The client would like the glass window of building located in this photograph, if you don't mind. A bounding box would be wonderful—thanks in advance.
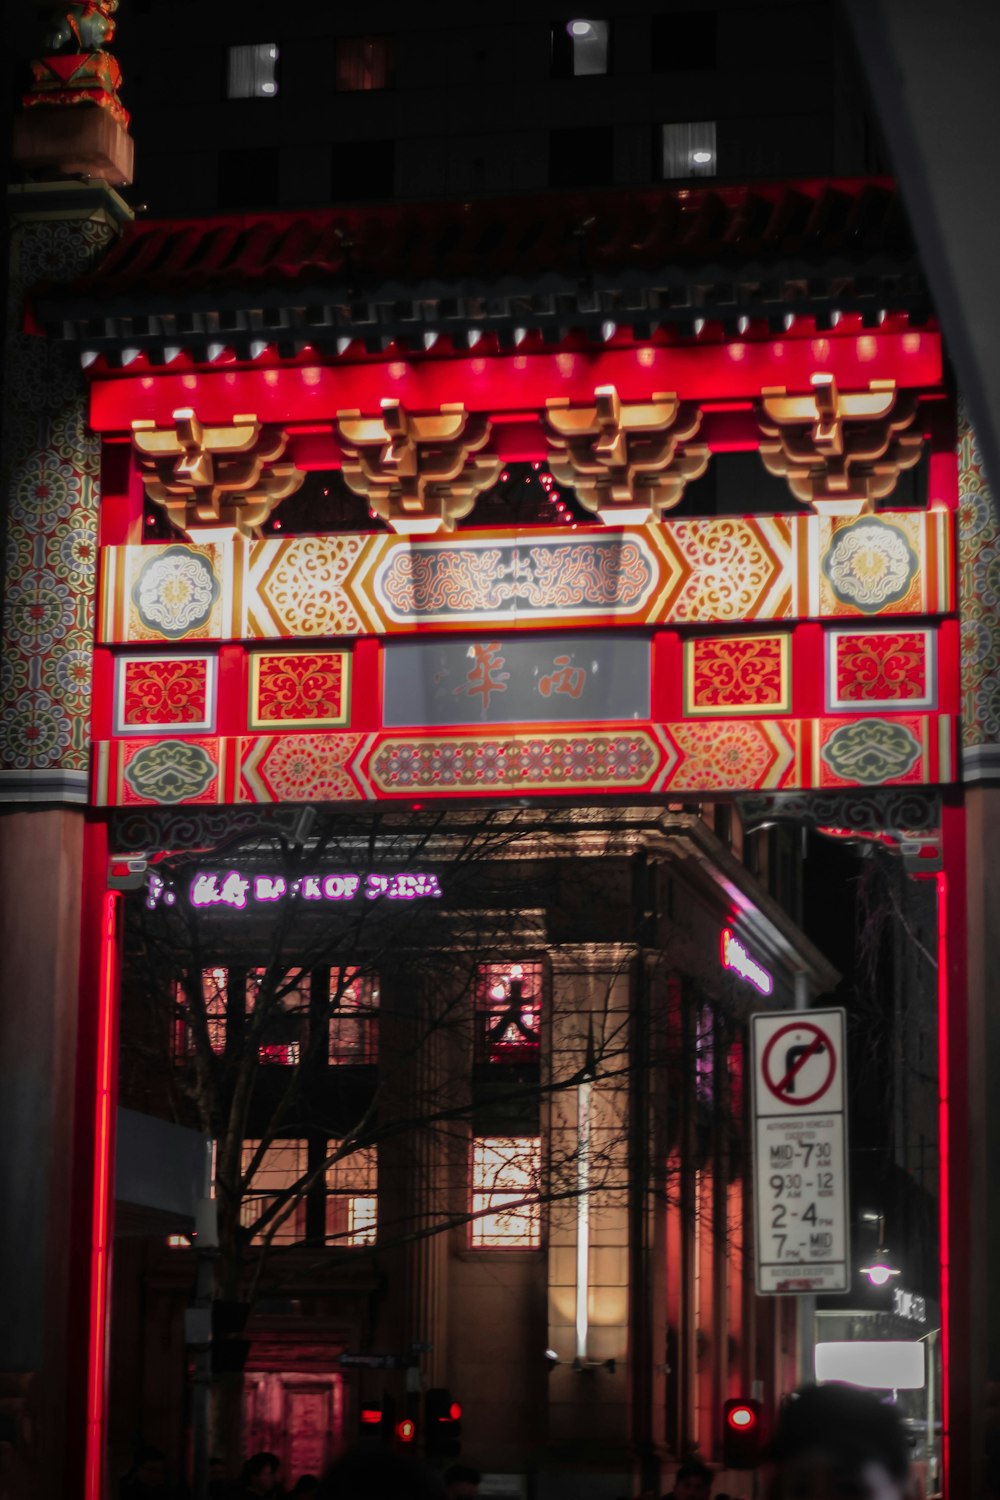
[241,1138,308,1245]
[247,968,310,1066]
[172,965,228,1061]
[326,1145,378,1245]
[475,962,543,1063]
[661,121,717,178]
[552,19,610,76]
[329,968,379,1065]
[227,43,279,98]
[471,1137,541,1248]
[650,11,717,71]
[335,36,394,91]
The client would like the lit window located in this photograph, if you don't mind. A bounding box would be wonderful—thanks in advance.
[475,962,543,1064]
[241,1138,308,1245]
[471,1137,541,1248]
[326,1145,377,1246]
[662,120,717,178]
[247,968,310,1066]
[335,36,393,91]
[695,1004,715,1103]
[227,43,279,98]
[553,19,610,76]
[329,968,379,1065]
[173,966,228,1061]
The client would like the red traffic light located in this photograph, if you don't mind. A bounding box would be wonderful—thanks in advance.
[449,1402,462,1421]
[396,1418,416,1444]
[722,1397,763,1468]
[727,1403,757,1430]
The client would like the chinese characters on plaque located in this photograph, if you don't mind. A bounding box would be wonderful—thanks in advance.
[382,633,650,726]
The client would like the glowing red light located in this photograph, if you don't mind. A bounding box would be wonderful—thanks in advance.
[727,1405,756,1430]
[500,471,509,482]
[396,1418,416,1443]
[361,1407,382,1425]
[449,1402,462,1421]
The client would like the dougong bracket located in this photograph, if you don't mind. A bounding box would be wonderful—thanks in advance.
[544,384,709,525]
[336,400,500,534]
[757,375,923,517]
[132,409,304,541]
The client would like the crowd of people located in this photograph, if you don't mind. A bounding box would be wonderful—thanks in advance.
[120,1384,917,1500]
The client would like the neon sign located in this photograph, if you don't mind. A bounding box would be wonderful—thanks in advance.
[147,870,442,910]
[721,927,773,996]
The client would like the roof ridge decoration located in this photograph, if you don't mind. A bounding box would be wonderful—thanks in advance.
[24,3,126,125]
[132,409,304,542]
[545,384,710,524]
[336,400,501,535]
[757,375,923,517]
[15,1,133,184]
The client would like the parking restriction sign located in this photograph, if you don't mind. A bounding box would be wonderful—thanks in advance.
[751,1009,850,1294]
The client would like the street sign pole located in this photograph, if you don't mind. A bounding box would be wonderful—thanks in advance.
[751,1008,850,1296]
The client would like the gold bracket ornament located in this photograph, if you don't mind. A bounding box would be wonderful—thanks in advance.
[336,400,500,534]
[543,385,709,525]
[757,375,923,517]
[132,409,304,542]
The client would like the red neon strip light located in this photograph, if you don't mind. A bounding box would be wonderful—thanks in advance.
[85,890,120,1500]
[936,869,950,1493]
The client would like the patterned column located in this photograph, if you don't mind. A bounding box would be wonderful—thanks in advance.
[0,183,129,801]
[958,403,1000,781]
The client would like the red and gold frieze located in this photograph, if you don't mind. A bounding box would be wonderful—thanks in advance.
[683,634,790,716]
[98,511,953,644]
[249,651,350,730]
[92,713,952,807]
[826,628,936,712]
[114,653,215,735]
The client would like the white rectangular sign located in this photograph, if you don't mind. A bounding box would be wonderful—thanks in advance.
[751,1008,850,1295]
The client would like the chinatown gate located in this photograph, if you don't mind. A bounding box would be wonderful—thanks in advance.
[3,124,997,1497]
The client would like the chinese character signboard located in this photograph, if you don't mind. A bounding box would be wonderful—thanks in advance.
[381,633,650,726]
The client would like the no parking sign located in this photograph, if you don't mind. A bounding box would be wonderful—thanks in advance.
[751,1009,850,1294]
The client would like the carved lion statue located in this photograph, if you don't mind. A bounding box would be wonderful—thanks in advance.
[42,1,118,53]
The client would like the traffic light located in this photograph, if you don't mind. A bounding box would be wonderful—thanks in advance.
[425,1386,462,1457]
[358,1393,395,1442]
[722,1397,762,1468]
[395,1416,417,1447]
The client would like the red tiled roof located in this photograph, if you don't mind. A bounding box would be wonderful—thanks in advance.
[76,178,910,297]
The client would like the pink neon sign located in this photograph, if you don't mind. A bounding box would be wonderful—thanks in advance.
[720,927,773,996]
[184,870,442,909]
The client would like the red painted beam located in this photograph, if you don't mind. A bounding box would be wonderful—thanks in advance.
[89,332,943,434]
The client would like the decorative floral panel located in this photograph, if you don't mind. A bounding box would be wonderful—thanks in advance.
[826,629,936,712]
[93,715,951,806]
[814,714,952,789]
[115,653,216,734]
[817,512,950,620]
[958,407,1000,779]
[97,511,953,644]
[683,634,790,716]
[0,211,117,802]
[115,735,222,806]
[250,650,350,730]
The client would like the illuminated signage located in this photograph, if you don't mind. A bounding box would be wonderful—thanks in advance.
[721,928,773,996]
[892,1287,927,1325]
[146,870,442,910]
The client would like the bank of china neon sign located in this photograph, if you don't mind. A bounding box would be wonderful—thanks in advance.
[720,927,773,996]
[147,870,442,911]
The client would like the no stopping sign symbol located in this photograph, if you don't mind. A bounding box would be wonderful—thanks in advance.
[760,1020,837,1108]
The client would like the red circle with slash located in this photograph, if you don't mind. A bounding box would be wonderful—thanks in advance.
[761,1021,837,1107]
